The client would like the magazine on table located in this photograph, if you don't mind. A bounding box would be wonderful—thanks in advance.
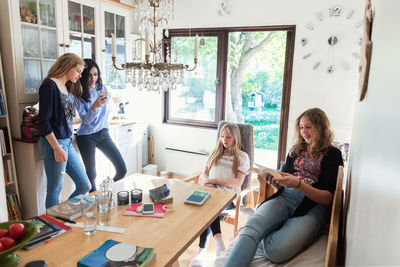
[23,214,72,250]
[77,239,155,267]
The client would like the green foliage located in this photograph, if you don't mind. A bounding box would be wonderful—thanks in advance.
[244,107,280,150]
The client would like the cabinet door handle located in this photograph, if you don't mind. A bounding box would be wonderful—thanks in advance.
[65,44,70,48]
[102,49,106,52]
[59,44,64,47]
[127,129,132,132]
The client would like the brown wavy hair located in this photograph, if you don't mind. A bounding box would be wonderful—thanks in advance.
[289,108,334,158]
[206,123,243,172]
[45,53,84,97]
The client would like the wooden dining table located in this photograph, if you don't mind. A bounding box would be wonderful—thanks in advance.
[17,173,236,267]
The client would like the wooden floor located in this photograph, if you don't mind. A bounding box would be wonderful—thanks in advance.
[178,222,235,267]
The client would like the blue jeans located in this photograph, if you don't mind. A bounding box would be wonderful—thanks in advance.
[38,137,90,208]
[76,128,127,192]
[224,188,328,266]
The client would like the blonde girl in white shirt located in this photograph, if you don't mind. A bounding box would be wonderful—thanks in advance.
[190,123,250,267]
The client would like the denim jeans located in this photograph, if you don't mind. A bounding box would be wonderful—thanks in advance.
[76,128,127,192]
[38,137,90,208]
[224,188,328,266]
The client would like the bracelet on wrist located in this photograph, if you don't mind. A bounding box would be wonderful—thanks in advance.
[295,179,301,189]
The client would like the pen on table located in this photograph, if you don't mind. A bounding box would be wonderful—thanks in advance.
[54,216,76,224]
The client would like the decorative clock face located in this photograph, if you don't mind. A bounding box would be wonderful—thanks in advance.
[301,5,363,74]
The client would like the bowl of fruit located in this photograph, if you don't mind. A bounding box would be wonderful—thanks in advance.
[0,220,38,267]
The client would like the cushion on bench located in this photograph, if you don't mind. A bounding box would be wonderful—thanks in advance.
[213,234,327,267]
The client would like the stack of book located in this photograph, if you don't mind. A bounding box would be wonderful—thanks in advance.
[46,194,96,221]
[23,214,72,250]
[6,193,21,220]
[78,239,155,267]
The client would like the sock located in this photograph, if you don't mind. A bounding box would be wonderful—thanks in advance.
[214,235,225,257]
[189,248,206,267]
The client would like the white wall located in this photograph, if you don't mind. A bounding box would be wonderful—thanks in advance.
[345,1,400,265]
[126,0,364,172]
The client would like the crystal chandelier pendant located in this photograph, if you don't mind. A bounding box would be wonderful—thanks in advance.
[112,0,198,93]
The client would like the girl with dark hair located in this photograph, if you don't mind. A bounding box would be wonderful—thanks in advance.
[224,108,343,266]
[37,53,90,208]
[76,59,127,192]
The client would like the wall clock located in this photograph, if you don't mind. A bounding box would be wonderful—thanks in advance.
[301,5,363,74]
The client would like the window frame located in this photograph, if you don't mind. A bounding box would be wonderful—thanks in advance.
[163,29,227,128]
[164,26,295,167]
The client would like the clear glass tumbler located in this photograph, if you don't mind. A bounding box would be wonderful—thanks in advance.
[81,196,97,235]
[97,194,110,226]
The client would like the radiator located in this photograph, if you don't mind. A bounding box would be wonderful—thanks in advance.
[165,147,209,176]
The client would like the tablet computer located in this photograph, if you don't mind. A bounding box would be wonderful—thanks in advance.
[184,190,211,206]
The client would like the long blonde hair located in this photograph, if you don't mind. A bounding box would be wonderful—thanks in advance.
[290,108,334,158]
[46,53,84,97]
[207,123,243,172]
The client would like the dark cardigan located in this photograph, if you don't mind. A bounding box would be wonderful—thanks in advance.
[264,146,343,217]
[38,79,71,139]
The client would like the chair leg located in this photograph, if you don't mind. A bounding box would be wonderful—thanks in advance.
[233,195,242,237]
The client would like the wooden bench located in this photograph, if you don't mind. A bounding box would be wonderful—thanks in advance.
[214,166,344,267]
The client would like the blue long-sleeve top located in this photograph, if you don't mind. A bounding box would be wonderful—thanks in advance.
[76,84,111,136]
[38,79,74,139]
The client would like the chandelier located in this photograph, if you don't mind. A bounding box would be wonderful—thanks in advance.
[111,0,198,93]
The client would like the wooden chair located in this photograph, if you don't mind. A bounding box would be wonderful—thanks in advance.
[184,120,256,236]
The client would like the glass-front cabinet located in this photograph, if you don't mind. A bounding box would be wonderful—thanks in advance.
[15,0,101,101]
[65,0,98,60]
[19,0,57,95]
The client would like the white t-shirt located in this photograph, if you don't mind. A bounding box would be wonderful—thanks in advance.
[208,150,250,196]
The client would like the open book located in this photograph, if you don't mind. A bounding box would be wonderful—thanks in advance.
[249,164,283,179]
[249,164,284,190]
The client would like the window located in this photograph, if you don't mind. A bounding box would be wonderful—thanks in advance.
[164,26,295,167]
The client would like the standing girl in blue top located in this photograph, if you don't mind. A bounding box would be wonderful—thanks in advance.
[76,59,127,192]
[38,53,90,208]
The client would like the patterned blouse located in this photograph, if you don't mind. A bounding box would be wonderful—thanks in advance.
[60,92,77,136]
[292,151,323,185]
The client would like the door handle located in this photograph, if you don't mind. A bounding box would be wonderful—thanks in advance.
[214,78,220,87]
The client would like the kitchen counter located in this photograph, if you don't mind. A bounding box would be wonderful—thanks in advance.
[72,118,136,132]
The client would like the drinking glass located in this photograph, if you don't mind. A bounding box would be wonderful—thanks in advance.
[97,195,110,226]
[81,196,97,236]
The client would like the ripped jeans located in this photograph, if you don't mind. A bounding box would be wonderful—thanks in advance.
[39,137,90,208]
[224,188,328,266]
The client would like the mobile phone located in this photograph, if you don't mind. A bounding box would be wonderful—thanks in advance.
[100,95,108,100]
[25,260,47,267]
[141,203,154,214]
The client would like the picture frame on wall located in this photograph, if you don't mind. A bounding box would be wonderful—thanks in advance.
[358,0,374,101]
